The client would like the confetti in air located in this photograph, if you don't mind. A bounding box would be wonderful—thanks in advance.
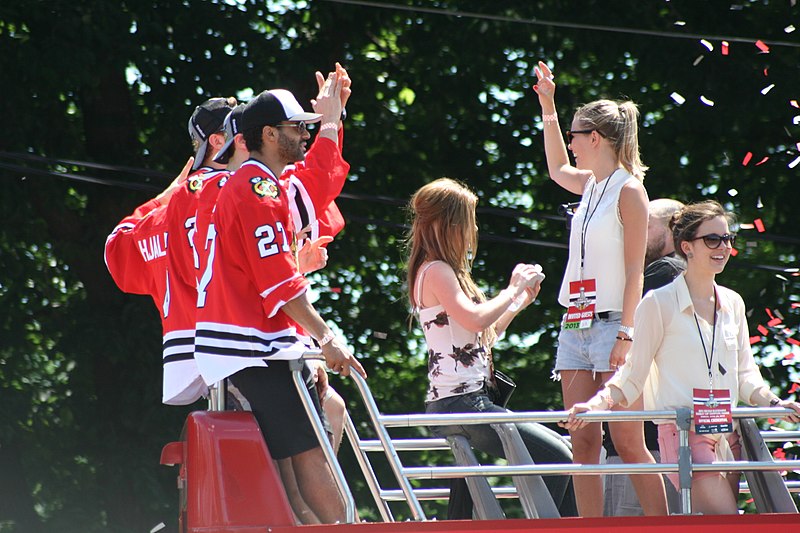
[670,92,686,105]
[761,84,776,95]
[700,95,715,106]
[755,40,770,53]
[743,152,753,166]
[789,156,800,169]
[721,41,730,55]
[754,219,766,233]
[700,39,714,51]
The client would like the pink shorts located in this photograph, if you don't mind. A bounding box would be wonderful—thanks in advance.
[657,423,741,490]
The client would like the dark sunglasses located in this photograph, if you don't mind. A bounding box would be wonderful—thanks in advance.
[275,121,308,133]
[690,233,737,249]
[565,129,605,144]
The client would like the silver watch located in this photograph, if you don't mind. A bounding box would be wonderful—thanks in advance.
[618,325,634,338]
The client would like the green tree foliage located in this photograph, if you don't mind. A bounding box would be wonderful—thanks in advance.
[0,0,798,530]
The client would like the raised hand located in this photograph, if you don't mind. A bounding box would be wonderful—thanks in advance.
[312,70,344,124]
[532,60,556,105]
[156,156,194,205]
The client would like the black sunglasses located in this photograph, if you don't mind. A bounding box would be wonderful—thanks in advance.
[565,129,604,144]
[275,121,308,133]
[690,233,737,249]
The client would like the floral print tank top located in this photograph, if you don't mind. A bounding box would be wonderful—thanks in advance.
[415,261,491,403]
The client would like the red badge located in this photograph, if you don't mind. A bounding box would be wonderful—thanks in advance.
[693,388,733,434]
[564,279,596,330]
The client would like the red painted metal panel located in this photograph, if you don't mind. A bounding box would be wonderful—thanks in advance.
[181,411,295,531]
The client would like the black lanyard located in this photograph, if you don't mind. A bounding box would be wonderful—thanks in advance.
[693,288,718,388]
[579,170,615,274]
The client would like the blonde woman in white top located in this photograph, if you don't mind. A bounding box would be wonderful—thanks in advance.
[533,61,667,516]
[564,200,800,515]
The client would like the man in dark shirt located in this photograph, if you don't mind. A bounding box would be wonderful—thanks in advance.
[603,198,684,516]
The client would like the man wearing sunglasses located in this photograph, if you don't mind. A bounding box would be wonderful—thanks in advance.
[194,78,366,525]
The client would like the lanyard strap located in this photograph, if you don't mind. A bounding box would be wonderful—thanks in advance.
[579,170,615,274]
[693,288,718,388]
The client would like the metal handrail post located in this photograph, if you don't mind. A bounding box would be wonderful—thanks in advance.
[289,356,356,524]
[208,380,225,411]
[343,413,395,522]
[675,407,693,515]
[349,371,427,521]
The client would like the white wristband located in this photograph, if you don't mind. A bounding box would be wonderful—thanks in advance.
[318,331,335,346]
[319,122,338,132]
[542,113,558,123]
[507,295,524,313]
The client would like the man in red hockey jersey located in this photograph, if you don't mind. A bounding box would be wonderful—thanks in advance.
[105,97,235,405]
[194,78,365,524]
[162,98,236,404]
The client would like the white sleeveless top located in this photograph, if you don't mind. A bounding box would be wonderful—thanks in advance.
[414,261,491,403]
[558,169,638,312]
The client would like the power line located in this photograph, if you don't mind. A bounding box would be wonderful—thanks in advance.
[2,151,799,271]
[321,0,800,48]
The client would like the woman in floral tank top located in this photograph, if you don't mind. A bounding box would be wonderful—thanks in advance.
[406,178,576,518]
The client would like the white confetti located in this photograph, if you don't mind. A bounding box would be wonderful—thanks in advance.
[675,20,686,26]
[761,83,776,95]
[788,155,800,169]
[728,189,739,197]
[700,95,715,106]
[794,116,800,125]
[670,92,686,105]
[693,55,705,66]
[373,331,388,339]
[757,196,764,209]
[700,39,714,51]
[786,25,796,33]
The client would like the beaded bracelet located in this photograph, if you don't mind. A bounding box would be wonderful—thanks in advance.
[615,335,633,342]
[542,113,558,123]
[319,122,339,132]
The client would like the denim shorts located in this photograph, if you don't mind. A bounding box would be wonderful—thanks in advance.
[554,312,621,373]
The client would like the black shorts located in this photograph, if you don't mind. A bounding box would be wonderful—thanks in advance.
[229,360,329,460]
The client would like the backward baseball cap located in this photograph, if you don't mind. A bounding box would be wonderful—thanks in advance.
[213,104,246,165]
[239,89,322,132]
[188,97,236,170]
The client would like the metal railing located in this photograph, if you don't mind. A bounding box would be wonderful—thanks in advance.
[287,353,799,521]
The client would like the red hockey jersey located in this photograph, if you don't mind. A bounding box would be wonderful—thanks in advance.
[104,177,207,405]
[194,160,313,385]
